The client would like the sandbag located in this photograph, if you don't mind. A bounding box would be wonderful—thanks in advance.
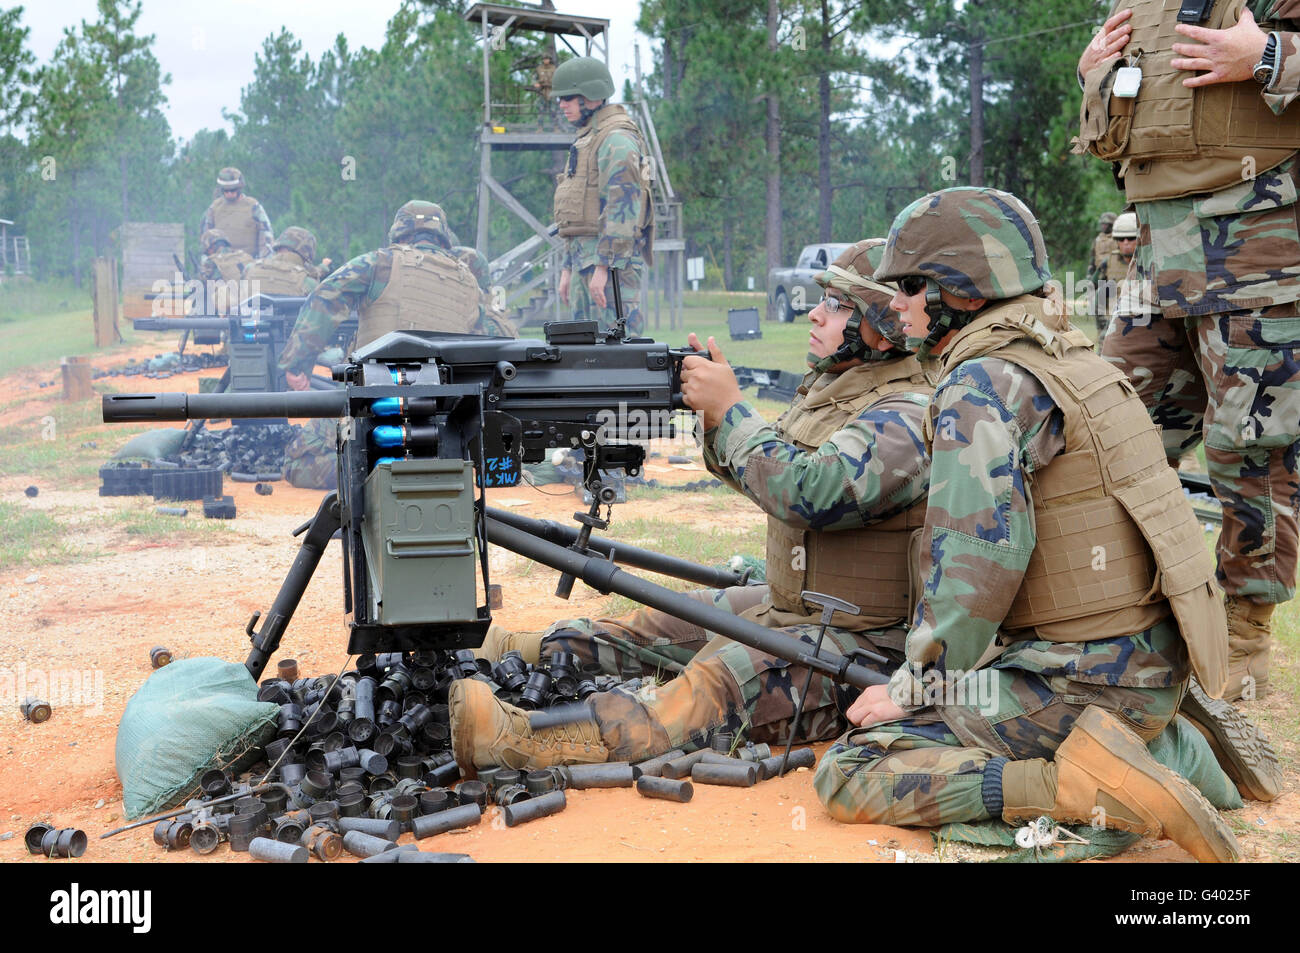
[112,428,188,461]
[115,657,279,819]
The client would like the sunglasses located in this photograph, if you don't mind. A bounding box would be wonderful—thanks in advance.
[899,275,928,296]
[558,94,581,102]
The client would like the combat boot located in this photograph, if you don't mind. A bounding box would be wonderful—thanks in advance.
[449,678,607,773]
[472,624,544,665]
[1002,706,1239,863]
[1179,677,1282,802]
[1223,596,1272,702]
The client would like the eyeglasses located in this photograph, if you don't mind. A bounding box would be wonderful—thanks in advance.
[819,293,849,314]
[899,275,928,296]
[558,94,580,102]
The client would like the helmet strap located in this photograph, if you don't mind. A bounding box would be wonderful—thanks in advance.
[917,281,975,359]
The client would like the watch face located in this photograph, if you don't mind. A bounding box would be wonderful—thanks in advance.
[1255,64,1274,84]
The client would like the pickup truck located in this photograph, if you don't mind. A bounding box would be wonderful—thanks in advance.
[767,243,852,322]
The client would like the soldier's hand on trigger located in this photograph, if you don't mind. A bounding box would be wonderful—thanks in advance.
[1172,7,1268,87]
[285,371,310,392]
[559,267,572,306]
[845,684,908,729]
[680,333,743,431]
[1078,7,1132,79]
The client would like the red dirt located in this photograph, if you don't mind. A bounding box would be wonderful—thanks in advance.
[1,345,1294,864]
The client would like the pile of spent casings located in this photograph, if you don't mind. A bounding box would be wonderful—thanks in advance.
[169,422,299,475]
[154,649,638,862]
[153,650,818,863]
[93,351,227,380]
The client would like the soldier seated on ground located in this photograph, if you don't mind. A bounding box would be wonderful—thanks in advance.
[451,239,937,769]
[813,186,1250,863]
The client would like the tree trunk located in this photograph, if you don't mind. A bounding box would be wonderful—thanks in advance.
[663,37,674,100]
[969,35,984,187]
[723,214,734,291]
[817,0,832,242]
[764,0,782,320]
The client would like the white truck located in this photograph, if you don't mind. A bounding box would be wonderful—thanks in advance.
[767,243,852,322]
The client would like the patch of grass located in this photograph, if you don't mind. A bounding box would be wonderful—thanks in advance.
[0,295,144,376]
[106,505,233,539]
[596,513,764,617]
[0,277,85,321]
[0,500,80,571]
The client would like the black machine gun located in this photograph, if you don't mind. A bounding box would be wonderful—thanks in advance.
[102,322,890,692]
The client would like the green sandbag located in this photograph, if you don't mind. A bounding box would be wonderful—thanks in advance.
[112,428,188,461]
[115,657,279,819]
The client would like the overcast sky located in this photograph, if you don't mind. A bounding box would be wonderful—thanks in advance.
[21,1,648,142]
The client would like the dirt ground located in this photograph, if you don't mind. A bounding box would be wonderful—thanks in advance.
[1,344,1295,864]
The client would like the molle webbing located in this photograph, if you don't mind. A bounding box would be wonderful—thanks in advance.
[357,245,481,348]
[211,195,260,257]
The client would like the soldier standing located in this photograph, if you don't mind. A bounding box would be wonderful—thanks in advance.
[813,186,1240,862]
[532,53,556,127]
[199,167,273,260]
[1092,210,1139,336]
[1075,2,1300,702]
[551,57,653,337]
[1088,211,1118,278]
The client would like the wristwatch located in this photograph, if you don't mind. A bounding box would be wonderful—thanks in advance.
[1253,32,1280,86]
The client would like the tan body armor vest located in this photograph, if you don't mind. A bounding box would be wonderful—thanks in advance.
[1077,0,1300,202]
[755,355,934,632]
[1091,233,1117,271]
[209,194,262,257]
[243,250,313,295]
[208,249,251,282]
[355,244,482,349]
[553,104,652,243]
[933,297,1227,694]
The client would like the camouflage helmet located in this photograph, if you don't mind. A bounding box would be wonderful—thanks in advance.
[201,228,231,253]
[388,200,452,248]
[551,57,615,101]
[1111,211,1139,240]
[815,239,909,352]
[452,245,490,292]
[216,167,245,191]
[273,226,317,263]
[875,186,1051,300]
[1097,211,1118,232]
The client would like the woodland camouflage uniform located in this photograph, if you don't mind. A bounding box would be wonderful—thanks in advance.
[812,188,1241,862]
[1079,0,1300,702]
[553,59,653,336]
[462,240,933,759]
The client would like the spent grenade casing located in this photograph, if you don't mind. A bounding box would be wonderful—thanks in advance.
[397,851,475,863]
[503,790,567,827]
[338,816,400,841]
[759,747,816,779]
[562,763,638,789]
[633,749,686,778]
[342,830,398,858]
[249,836,309,864]
[412,803,481,840]
[635,776,694,803]
[691,762,758,787]
[661,750,709,780]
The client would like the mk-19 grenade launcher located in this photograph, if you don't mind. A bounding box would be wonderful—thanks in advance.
[103,322,891,693]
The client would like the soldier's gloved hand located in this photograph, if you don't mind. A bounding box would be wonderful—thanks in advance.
[1078,7,1132,79]
[559,267,572,306]
[680,333,743,431]
[285,371,310,391]
[588,264,609,309]
[845,684,907,728]
[1172,8,1267,87]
